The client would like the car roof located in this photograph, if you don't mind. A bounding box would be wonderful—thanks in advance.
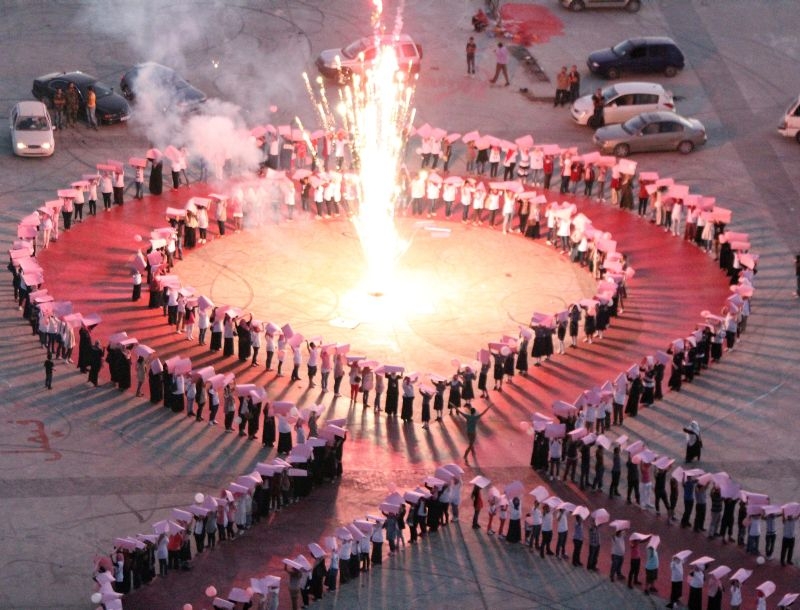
[628,36,679,47]
[608,82,667,95]
[360,33,416,44]
[14,101,49,116]
[35,71,96,85]
[639,111,686,122]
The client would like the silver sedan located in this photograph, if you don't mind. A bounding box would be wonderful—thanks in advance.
[593,110,706,157]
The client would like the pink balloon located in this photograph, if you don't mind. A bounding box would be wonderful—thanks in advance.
[205,585,217,597]
[183,605,193,610]
[269,105,278,113]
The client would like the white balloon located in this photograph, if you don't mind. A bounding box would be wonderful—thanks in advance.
[194,493,204,504]
[90,593,102,604]
[183,604,193,610]
[234,416,242,425]
[756,556,765,565]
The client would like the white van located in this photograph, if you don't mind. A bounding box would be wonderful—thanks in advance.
[316,34,422,83]
[571,81,674,127]
[778,95,800,143]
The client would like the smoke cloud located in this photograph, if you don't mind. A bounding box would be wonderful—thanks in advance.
[72,1,318,177]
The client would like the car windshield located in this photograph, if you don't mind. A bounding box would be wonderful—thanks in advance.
[612,40,633,56]
[602,86,618,103]
[621,115,646,134]
[90,81,114,97]
[15,116,49,131]
[342,38,369,59]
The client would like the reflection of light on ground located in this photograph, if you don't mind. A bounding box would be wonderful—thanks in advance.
[338,270,439,325]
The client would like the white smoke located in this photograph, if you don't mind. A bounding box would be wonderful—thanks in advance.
[72,1,314,176]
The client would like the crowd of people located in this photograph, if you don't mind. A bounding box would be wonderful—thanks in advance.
[92,415,346,610]
[10,122,791,609]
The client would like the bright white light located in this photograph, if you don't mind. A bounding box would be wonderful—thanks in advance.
[303,11,416,296]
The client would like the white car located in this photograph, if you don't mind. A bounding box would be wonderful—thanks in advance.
[571,82,674,128]
[316,34,423,83]
[778,94,800,143]
[10,101,55,157]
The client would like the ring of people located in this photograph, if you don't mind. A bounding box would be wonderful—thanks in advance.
[11,77,796,610]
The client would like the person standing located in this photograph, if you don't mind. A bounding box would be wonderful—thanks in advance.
[470,484,483,529]
[554,66,569,107]
[43,351,54,389]
[687,564,704,610]
[488,42,510,86]
[666,554,684,608]
[571,514,584,566]
[86,86,98,130]
[65,83,79,127]
[52,87,65,130]
[794,253,800,297]
[568,65,581,102]
[458,404,491,463]
[590,87,605,128]
[609,528,625,582]
[644,543,659,595]
[627,538,642,588]
[586,517,600,571]
[781,512,796,566]
[683,420,702,462]
[466,37,477,75]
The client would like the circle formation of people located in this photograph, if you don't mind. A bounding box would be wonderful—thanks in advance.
[9,121,798,609]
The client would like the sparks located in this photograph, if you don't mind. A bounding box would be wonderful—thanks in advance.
[302,7,416,296]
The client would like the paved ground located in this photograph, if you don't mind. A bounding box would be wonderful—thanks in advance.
[1,1,799,609]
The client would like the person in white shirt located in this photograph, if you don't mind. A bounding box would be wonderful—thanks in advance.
[687,565,704,609]
[666,555,684,608]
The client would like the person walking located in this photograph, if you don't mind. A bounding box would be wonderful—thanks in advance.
[458,404,491,464]
[466,37,477,75]
[488,42,510,86]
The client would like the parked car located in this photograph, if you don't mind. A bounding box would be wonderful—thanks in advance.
[10,101,55,157]
[32,71,131,124]
[778,94,800,143]
[316,34,423,83]
[587,37,685,79]
[560,0,641,12]
[120,62,206,112]
[593,110,706,157]
[571,82,674,127]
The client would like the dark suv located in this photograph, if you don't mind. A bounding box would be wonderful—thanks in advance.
[587,37,685,79]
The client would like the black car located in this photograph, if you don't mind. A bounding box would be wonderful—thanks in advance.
[587,37,685,79]
[120,62,206,112]
[32,71,131,124]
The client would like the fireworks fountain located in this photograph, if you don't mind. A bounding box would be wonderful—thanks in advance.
[302,1,416,297]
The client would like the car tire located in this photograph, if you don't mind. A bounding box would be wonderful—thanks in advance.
[613,143,630,158]
[587,116,598,129]
[677,140,694,154]
[606,67,620,79]
[570,0,585,11]
[626,0,641,12]
[664,66,678,77]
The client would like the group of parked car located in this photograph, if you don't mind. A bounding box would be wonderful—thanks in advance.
[9,24,799,159]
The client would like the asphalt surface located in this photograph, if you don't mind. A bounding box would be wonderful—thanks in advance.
[0,1,799,609]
